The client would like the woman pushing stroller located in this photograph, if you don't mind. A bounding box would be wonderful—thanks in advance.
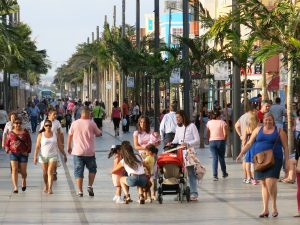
[168,110,200,201]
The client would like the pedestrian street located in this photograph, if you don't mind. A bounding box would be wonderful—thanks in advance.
[0,121,298,225]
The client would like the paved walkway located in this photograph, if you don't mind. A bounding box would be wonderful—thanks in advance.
[0,120,299,225]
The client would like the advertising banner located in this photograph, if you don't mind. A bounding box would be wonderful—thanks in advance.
[10,74,19,87]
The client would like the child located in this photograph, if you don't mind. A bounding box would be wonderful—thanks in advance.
[108,145,124,204]
[65,110,72,133]
[143,144,158,202]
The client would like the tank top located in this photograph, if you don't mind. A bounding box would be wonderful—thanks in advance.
[254,127,282,160]
[112,107,121,119]
[40,132,58,158]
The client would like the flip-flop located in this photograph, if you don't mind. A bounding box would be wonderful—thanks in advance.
[282,179,295,184]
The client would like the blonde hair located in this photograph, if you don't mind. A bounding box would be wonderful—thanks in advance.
[263,112,275,126]
[248,111,259,132]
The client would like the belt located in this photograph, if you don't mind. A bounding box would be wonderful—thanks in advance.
[130,173,145,176]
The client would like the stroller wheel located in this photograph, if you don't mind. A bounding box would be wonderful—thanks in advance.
[185,186,191,202]
[158,195,163,204]
[179,183,184,203]
[158,186,162,195]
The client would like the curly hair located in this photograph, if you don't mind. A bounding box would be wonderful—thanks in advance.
[137,116,150,133]
[120,141,141,170]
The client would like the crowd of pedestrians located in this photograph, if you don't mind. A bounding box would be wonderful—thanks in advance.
[0,94,299,218]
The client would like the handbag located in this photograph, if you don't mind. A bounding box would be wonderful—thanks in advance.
[194,163,206,180]
[253,131,280,172]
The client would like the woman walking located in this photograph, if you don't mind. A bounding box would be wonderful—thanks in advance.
[237,112,289,218]
[111,101,122,136]
[34,120,67,194]
[4,117,31,193]
[171,110,200,201]
[206,111,229,181]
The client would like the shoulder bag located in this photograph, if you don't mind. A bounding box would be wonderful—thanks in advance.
[253,130,280,172]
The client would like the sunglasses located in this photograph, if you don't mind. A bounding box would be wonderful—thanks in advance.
[44,124,52,127]
[14,122,21,125]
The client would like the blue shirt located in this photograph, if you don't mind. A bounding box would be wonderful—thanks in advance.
[29,106,40,117]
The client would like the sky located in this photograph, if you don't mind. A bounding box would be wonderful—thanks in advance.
[17,0,158,85]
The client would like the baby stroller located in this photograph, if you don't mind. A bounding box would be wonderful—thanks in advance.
[157,144,190,204]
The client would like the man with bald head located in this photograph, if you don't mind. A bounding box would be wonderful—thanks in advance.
[67,107,101,197]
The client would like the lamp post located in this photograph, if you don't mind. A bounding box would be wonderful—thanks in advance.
[121,0,126,104]
[182,0,190,116]
[154,0,160,132]
[232,0,241,159]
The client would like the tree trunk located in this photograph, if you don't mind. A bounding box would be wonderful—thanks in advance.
[287,60,293,153]
[223,82,232,158]
[243,68,248,113]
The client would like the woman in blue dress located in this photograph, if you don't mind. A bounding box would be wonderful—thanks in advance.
[237,112,289,218]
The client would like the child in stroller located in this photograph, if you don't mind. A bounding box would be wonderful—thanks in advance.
[156,144,190,204]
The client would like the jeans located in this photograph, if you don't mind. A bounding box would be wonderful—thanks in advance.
[297,173,300,212]
[30,116,38,132]
[209,140,227,177]
[187,166,198,197]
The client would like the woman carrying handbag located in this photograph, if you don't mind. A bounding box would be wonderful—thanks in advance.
[237,113,289,218]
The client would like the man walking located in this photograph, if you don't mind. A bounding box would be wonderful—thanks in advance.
[122,98,130,133]
[67,107,101,197]
[270,97,286,128]
[159,103,177,145]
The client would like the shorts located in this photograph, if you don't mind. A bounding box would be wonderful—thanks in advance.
[10,153,28,163]
[112,174,121,187]
[126,174,148,188]
[73,155,97,179]
[39,155,58,164]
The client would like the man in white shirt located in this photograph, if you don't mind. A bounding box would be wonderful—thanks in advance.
[159,103,177,145]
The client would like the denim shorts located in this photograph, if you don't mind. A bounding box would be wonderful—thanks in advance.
[10,153,28,163]
[73,155,97,179]
[126,174,148,188]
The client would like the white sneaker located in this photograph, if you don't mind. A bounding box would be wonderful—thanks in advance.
[245,179,251,184]
[112,195,118,201]
[115,197,125,204]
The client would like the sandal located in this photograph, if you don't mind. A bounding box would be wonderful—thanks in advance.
[139,194,145,204]
[282,179,295,184]
[125,195,131,204]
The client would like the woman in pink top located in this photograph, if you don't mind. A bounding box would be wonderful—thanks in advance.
[133,116,160,158]
[206,111,228,181]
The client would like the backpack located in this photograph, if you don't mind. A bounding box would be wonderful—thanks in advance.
[112,108,121,119]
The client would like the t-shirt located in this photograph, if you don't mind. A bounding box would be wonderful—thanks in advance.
[237,112,250,136]
[122,103,129,116]
[144,155,155,175]
[92,106,104,119]
[270,104,286,125]
[133,131,151,154]
[206,120,227,141]
[69,119,101,156]
[120,156,145,175]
